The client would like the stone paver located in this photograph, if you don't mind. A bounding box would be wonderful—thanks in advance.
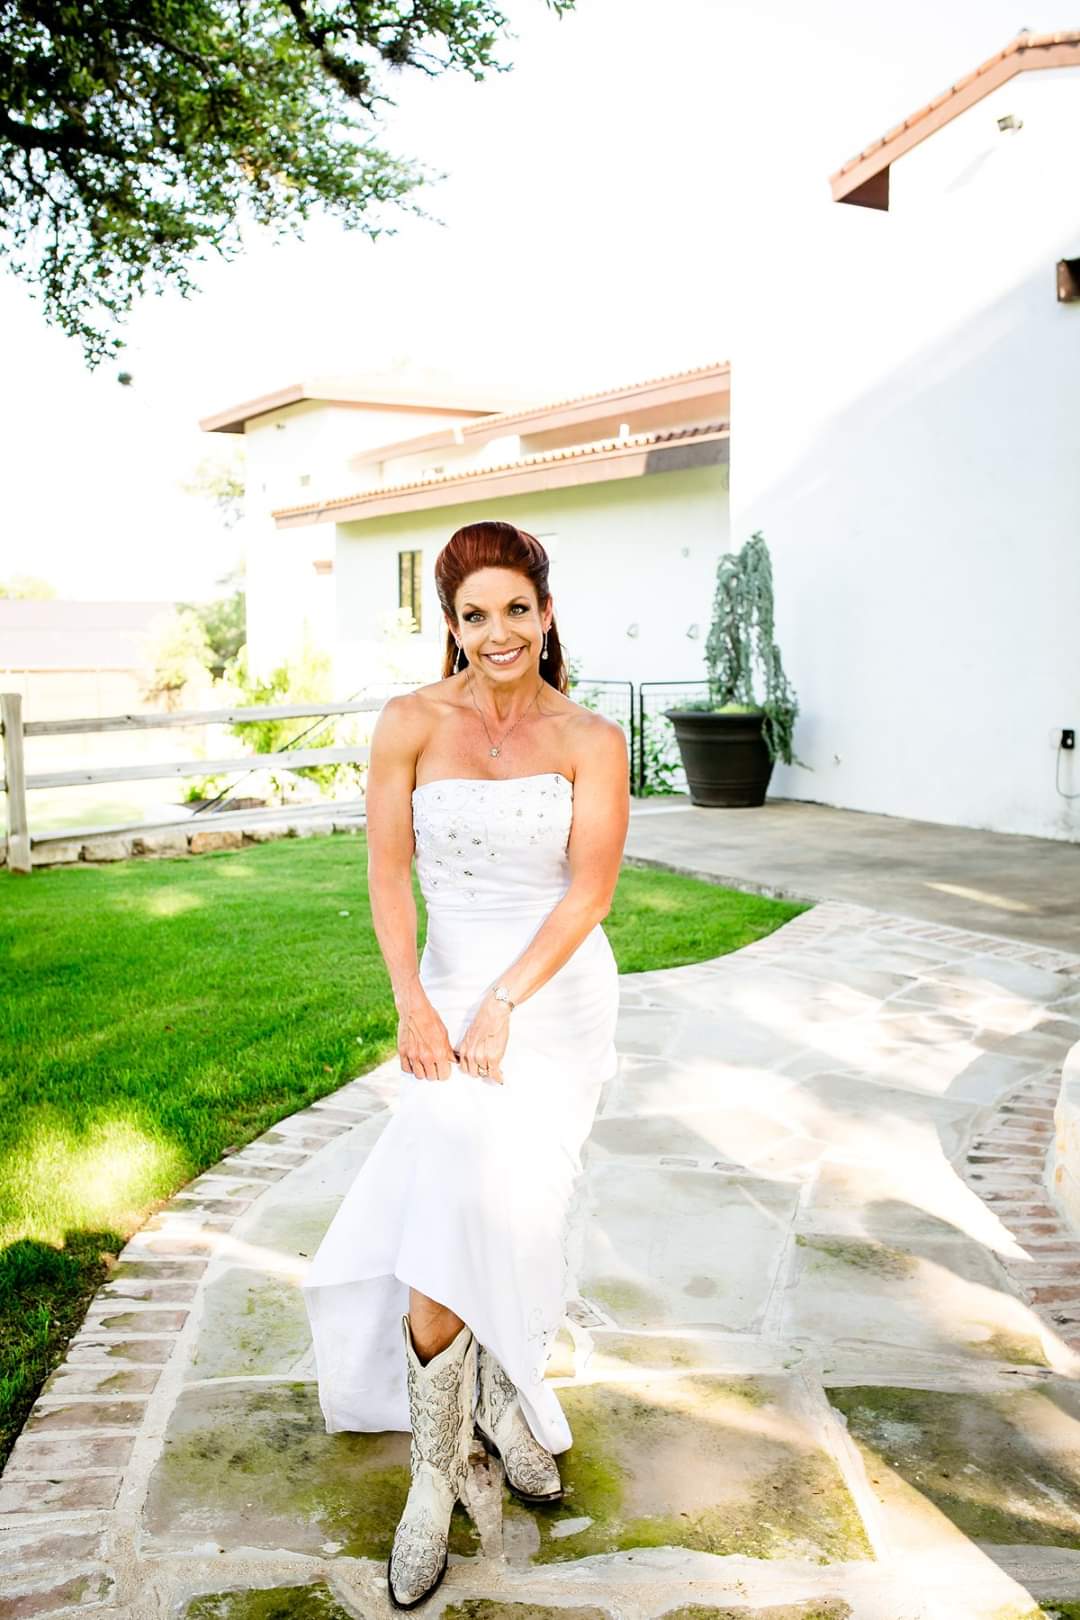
[4,901,1080,1620]
[624,796,1080,953]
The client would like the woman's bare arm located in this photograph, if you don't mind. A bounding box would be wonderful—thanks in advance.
[365,694,457,1082]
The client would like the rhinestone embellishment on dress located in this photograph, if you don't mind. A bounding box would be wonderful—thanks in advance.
[411,774,572,910]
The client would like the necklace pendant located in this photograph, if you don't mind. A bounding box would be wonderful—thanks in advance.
[489,746,500,757]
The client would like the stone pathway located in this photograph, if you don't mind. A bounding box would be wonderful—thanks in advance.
[5,902,1080,1620]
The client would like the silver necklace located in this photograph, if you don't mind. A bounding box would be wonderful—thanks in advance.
[466,666,543,758]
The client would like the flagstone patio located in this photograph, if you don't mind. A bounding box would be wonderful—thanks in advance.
[4,901,1080,1620]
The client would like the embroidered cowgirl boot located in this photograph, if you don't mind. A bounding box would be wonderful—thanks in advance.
[474,1342,563,1505]
[387,1314,477,1611]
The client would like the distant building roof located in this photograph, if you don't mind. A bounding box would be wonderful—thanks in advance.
[200,372,538,434]
[830,29,1080,209]
[0,599,177,670]
[346,360,730,468]
[274,421,730,528]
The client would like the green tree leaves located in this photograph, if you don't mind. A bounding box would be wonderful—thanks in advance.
[0,0,575,364]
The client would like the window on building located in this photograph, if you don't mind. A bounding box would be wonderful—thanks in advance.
[398,549,422,632]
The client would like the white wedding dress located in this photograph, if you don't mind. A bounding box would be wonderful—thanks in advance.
[302,770,619,1454]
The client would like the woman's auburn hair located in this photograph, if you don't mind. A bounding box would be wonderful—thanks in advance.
[434,519,568,694]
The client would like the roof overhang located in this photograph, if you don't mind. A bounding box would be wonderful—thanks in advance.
[199,378,533,434]
[830,30,1080,209]
[347,360,731,467]
[273,424,729,529]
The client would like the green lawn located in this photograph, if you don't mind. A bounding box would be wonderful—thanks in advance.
[0,831,810,1463]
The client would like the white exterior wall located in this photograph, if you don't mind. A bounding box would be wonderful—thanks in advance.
[730,66,1080,841]
[241,401,485,677]
[331,465,730,693]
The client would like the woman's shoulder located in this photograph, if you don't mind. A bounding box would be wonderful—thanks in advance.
[381,678,459,724]
[559,696,628,774]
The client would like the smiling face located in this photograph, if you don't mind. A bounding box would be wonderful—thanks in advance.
[451,567,553,679]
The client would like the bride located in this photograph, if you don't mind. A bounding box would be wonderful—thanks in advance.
[302,518,629,1610]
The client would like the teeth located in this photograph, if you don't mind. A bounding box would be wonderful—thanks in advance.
[486,648,522,662]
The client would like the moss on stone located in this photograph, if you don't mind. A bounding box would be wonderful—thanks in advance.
[969,1327,1049,1368]
[442,1605,611,1620]
[660,1604,852,1620]
[144,1382,480,1560]
[826,1385,1080,1549]
[589,1334,711,1371]
[583,1275,667,1322]
[182,1582,353,1620]
[188,1269,311,1379]
[507,1379,871,1566]
[794,1235,917,1280]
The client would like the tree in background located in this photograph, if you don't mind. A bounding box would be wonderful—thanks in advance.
[181,451,246,531]
[141,607,216,710]
[178,564,247,682]
[0,575,57,598]
[178,451,247,678]
[0,0,575,366]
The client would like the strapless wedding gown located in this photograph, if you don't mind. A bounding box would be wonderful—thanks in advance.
[302,770,619,1453]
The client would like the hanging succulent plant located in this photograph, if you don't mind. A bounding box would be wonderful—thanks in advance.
[700,530,806,768]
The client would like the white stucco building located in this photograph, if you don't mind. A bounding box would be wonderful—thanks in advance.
[201,366,732,696]
[202,29,1079,843]
[729,29,1080,843]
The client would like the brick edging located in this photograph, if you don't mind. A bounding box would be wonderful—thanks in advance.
[0,1070,395,1608]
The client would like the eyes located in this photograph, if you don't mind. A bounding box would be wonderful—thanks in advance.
[463,604,529,623]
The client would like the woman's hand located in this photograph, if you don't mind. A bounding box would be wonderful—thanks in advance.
[396,990,457,1082]
[454,993,511,1084]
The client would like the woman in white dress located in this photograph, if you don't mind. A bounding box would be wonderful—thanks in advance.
[302,519,628,1609]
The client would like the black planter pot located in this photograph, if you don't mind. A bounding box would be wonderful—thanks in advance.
[664,708,776,807]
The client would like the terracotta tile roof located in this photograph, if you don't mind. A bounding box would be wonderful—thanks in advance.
[470,359,729,429]
[346,359,731,468]
[272,420,729,524]
[831,30,1080,207]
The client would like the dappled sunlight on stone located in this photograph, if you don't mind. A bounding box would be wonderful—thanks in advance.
[782,1232,1051,1369]
[581,1166,797,1331]
[828,1385,1080,1553]
[192,1233,312,1285]
[505,1376,873,1566]
[143,1381,481,1562]
[925,880,1038,914]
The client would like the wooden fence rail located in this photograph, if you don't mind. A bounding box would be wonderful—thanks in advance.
[1,693,386,876]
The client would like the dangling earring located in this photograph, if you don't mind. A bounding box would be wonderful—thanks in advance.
[541,629,549,662]
[454,639,465,672]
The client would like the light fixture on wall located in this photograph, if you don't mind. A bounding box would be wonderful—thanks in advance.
[626,623,640,638]
[686,624,700,639]
[996,112,1023,132]
[1058,258,1080,303]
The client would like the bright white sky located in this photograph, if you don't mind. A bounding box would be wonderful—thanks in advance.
[1,0,1074,602]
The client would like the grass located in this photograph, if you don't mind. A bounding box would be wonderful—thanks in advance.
[0,830,810,1463]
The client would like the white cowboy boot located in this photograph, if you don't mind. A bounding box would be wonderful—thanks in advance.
[473,1341,563,1505]
[387,1314,477,1610]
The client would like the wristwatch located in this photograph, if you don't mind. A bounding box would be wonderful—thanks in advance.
[492,984,516,1010]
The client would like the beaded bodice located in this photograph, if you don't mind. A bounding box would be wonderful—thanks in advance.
[411,771,573,914]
